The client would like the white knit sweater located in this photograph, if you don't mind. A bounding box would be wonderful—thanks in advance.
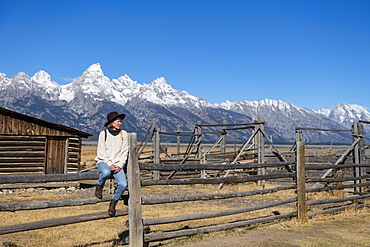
[95,129,129,168]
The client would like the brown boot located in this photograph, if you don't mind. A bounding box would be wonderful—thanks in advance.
[95,185,103,199]
[108,199,118,217]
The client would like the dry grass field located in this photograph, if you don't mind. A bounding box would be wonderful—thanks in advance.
[1,145,370,246]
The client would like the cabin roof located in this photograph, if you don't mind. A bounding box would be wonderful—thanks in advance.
[0,107,92,138]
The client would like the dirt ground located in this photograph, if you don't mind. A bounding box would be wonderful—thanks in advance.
[177,213,370,247]
[1,185,370,247]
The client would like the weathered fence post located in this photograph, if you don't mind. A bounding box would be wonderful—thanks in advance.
[296,141,308,223]
[195,121,202,159]
[295,129,302,143]
[128,133,144,246]
[221,120,227,163]
[152,119,160,180]
[176,125,181,156]
[352,121,365,192]
[254,116,265,186]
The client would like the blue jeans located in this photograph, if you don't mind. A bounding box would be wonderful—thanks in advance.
[97,162,127,200]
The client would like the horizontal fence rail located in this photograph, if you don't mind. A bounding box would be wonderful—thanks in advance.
[139,197,297,227]
[141,173,296,186]
[139,161,296,171]
[0,172,99,184]
[0,197,112,211]
[305,163,370,170]
[141,185,296,205]
[144,212,297,242]
[0,209,128,235]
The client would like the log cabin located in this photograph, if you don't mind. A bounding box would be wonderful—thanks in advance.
[0,107,92,182]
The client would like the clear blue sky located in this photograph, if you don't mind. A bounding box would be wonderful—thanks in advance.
[1,0,369,110]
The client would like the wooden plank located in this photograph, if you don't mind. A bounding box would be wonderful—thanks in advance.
[12,118,20,135]
[0,147,45,151]
[0,114,4,134]
[306,174,370,183]
[142,173,296,186]
[23,120,34,135]
[306,163,370,170]
[0,163,45,167]
[308,203,370,219]
[197,122,265,127]
[0,181,78,189]
[305,156,343,163]
[141,185,295,205]
[306,182,370,193]
[296,141,307,223]
[127,133,144,247]
[0,157,45,162]
[64,138,69,176]
[0,138,46,142]
[0,168,44,172]
[144,212,296,242]
[0,197,112,211]
[139,161,295,171]
[68,147,80,152]
[307,194,370,206]
[34,123,41,135]
[296,127,351,132]
[0,151,44,157]
[140,198,296,226]
[0,208,128,235]
[0,172,99,183]
[4,115,12,134]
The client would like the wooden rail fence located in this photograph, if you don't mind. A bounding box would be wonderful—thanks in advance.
[1,134,370,247]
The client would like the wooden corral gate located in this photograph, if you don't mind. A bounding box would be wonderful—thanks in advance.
[0,107,92,188]
[137,117,288,181]
[292,120,370,192]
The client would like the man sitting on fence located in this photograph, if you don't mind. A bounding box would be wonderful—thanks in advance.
[95,111,129,216]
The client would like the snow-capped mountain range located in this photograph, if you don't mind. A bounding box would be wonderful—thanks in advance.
[1,63,369,143]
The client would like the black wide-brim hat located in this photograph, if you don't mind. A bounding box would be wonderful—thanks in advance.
[104,111,126,127]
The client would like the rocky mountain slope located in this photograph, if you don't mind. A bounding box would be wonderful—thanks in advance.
[1,63,369,143]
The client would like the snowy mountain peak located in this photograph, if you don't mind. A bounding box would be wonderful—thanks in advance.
[149,77,172,90]
[216,99,301,114]
[151,76,167,84]
[112,74,138,93]
[326,103,370,127]
[120,74,133,81]
[115,74,136,86]
[0,73,8,82]
[85,63,103,74]
[11,72,31,91]
[334,102,367,112]
[59,63,111,102]
[31,70,52,83]
[75,63,111,90]
[13,72,29,80]
[79,63,106,83]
